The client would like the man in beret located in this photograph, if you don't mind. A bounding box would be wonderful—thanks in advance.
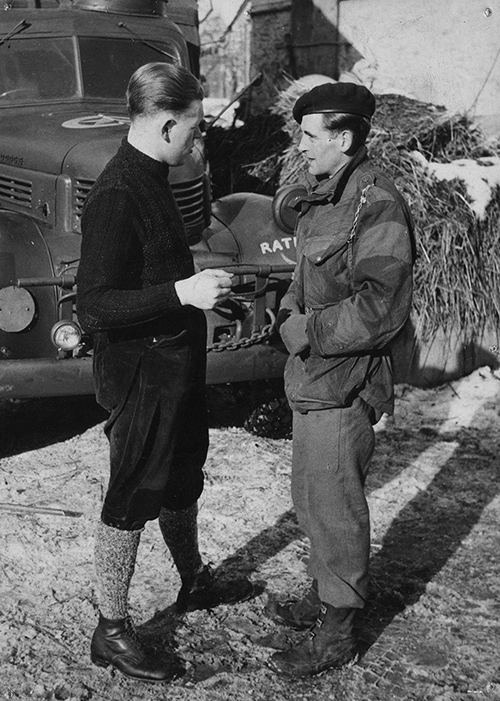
[268,82,415,677]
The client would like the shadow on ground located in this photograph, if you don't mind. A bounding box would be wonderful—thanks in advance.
[359,416,500,653]
[0,380,287,459]
[0,396,107,459]
[4,376,497,677]
[201,383,499,664]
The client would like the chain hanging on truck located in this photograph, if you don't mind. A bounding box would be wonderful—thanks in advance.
[203,262,293,352]
[207,316,275,352]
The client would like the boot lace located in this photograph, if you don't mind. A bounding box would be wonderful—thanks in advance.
[307,603,328,639]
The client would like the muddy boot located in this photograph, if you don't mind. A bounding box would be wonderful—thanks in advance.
[268,603,358,677]
[176,564,255,613]
[266,580,321,630]
[91,614,181,683]
[158,505,255,612]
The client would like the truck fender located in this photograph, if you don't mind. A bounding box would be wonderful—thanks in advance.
[0,210,55,284]
[0,210,57,358]
[208,192,299,268]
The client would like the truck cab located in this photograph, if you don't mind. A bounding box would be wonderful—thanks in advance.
[0,0,301,398]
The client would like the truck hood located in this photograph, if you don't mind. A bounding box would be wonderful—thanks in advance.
[1,103,204,184]
[0,104,129,176]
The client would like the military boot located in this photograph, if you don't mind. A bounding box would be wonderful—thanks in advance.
[266,580,321,630]
[91,615,182,683]
[268,603,358,677]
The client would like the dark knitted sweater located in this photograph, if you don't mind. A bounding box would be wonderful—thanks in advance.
[76,138,195,338]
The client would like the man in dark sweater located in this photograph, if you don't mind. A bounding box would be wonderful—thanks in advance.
[77,63,251,683]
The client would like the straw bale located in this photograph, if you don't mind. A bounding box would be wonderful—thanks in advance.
[252,85,500,343]
[205,78,500,344]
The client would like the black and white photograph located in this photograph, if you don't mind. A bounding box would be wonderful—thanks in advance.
[1,1,499,699]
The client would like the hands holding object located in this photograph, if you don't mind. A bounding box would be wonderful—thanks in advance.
[174,268,233,310]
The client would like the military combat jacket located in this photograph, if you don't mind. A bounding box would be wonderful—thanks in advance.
[279,147,415,415]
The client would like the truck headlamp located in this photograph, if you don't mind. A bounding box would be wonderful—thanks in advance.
[272,184,307,234]
[0,286,36,332]
[50,320,82,351]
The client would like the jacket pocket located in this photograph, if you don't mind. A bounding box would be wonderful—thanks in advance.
[302,237,351,308]
[284,351,370,412]
[302,235,347,266]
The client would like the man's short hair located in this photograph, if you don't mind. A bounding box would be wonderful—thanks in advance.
[126,62,204,119]
[322,113,372,155]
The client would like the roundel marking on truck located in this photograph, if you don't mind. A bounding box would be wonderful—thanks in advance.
[62,114,131,129]
[0,286,36,333]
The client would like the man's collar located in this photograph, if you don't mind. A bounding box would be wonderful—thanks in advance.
[311,162,349,196]
[121,136,170,178]
[304,146,369,202]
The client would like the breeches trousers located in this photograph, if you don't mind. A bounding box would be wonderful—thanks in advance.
[94,317,208,531]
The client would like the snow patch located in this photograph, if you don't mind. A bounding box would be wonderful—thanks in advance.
[411,152,500,219]
[203,97,243,128]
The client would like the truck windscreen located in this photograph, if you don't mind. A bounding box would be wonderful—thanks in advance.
[79,37,179,99]
[0,37,77,102]
[0,36,179,104]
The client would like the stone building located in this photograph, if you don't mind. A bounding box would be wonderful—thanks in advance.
[199,1,251,101]
[248,0,360,112]
[201,0,500,133]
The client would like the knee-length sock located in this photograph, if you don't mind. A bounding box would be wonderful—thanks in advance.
[158,503,203,582]
[94,520,141,619]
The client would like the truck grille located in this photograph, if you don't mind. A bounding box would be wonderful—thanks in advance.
[170,176,205,229]
[73,178,94,222]
[73,175,206,233]
[0,174,32,208]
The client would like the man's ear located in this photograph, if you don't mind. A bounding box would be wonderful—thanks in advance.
[162,119,176,142]
[339,129,354,154]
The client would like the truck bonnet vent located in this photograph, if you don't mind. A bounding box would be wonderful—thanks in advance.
[73,0,164,15]
[0,174,32,209]
[170,176,205,230]
[73,178,94,223]
[73,175,205,235]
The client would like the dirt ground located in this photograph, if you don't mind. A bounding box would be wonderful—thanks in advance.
[1,367,499,701]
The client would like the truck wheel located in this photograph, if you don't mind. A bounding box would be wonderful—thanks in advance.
[243,395,292,439]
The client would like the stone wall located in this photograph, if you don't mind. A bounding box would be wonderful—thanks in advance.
[336,0,500,133]
[246,0,500,133]
[247,0,294,113]
[200,3,251,100]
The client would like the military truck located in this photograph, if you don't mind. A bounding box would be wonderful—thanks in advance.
[0,0,303,404]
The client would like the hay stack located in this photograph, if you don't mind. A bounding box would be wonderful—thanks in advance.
[205,112,288,198]
[256,78,500,344]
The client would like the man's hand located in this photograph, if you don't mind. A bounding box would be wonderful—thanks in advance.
[280,313,309,356]
[175,269,233,310]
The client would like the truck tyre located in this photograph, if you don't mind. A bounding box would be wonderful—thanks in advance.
[243,395,292,439]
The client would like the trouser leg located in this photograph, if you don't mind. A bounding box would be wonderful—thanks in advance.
[291,398,375,609]
[94,520,142,619]
[158,502,203,582]
[290,410,313,541]
[100,347,208,530]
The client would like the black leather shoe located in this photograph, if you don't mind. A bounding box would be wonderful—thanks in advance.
[268,604,358,677]
[266,580,321,630]
[90,615,182,683]
[176,564,255,613]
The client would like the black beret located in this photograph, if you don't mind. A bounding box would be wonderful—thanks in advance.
[293,82,376,123]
